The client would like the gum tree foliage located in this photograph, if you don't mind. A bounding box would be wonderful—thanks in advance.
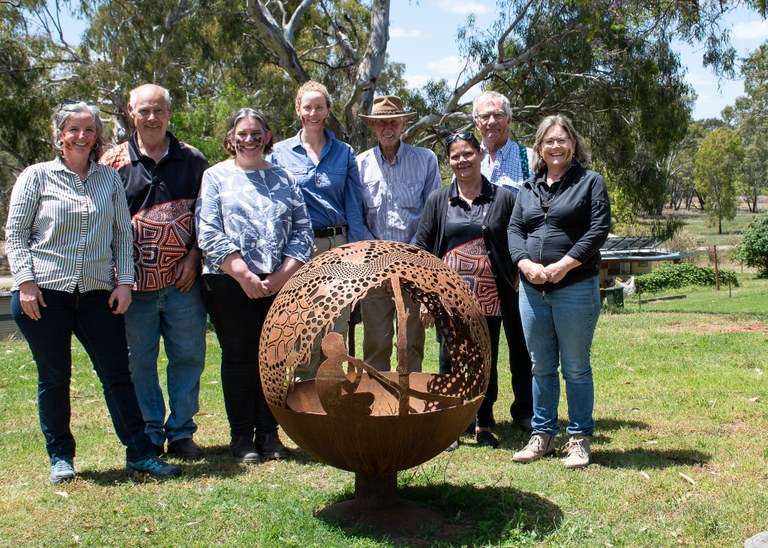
[736,215,768,276]
[722,44,768,213]
[2,0,768,218]
[666,118,725,211]
[694,127,744,234]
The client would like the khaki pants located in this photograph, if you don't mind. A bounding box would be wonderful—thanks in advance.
[361,285,425,372]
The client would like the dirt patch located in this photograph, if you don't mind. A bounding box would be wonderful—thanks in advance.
[664,321,768,334]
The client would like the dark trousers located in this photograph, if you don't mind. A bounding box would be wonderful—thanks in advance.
[439,316,501,429]
[501,287,534,423]
[12,288,154,463]
[201,274,278,438]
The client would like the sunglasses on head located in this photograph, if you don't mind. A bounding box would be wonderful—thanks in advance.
[443,131,477,147]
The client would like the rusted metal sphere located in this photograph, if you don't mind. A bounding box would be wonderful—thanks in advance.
[259,240,491,475]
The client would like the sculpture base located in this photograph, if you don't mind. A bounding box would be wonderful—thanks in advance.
[316,472,444,537]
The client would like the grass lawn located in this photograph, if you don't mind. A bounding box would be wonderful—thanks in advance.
[1,277,767,546]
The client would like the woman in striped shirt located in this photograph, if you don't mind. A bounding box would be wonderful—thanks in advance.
[5,101,181,483]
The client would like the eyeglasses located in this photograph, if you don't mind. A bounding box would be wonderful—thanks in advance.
[542,138,570,148]
[444,131,476,147]
[476,111,508,122]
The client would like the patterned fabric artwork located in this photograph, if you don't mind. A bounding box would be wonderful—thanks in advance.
[442,238,500,316]
[133,199,196,291]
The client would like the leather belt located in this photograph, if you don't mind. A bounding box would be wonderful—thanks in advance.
[313,225,346,238]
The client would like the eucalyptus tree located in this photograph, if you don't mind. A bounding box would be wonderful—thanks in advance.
[723,44,768,213]
[694,127,744,234]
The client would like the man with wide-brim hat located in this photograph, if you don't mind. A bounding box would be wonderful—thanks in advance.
[357,95,441,373]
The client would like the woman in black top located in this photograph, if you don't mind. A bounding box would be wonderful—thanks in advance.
[508,115,610,468]
[415,132,516,449]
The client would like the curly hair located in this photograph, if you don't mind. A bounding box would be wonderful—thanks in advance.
[51,101,104,162]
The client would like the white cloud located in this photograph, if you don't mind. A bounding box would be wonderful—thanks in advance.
[390,27,422,39]
[435,0,491,15]
[731,19,768,42]
[425,55,468,77]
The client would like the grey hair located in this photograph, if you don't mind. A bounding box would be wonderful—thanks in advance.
[129,84,172,109]
[51,102,104,162]
[223,108,274,155]
[472,91,513,120]
[531,114,591,173]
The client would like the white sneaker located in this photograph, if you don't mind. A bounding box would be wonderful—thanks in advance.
[512,433,556,463]
[562,434,591,468]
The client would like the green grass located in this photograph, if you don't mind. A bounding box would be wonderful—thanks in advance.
[1,280,768,546]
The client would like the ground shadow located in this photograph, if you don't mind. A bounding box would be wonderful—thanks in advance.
[594,447,710,470]
[77,443,317,484]
[316,482,562,547]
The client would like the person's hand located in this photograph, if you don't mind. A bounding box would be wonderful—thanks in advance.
[19,280,45,321]
[518,259,548,285]
[238,272,270,299]
[174,248,202,292]
[108,284,132,314]
[543,256,581,284]
[419,304,435,328]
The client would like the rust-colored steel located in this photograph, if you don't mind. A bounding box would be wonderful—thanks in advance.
[259,240,491,476]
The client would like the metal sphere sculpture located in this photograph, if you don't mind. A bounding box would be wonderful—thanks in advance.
[259,240,491,530]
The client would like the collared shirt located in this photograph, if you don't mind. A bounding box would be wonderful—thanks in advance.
[443,178,499,316]
[268,128,372,242]
[480,138,532,197]
[196,160,313,275]
[356,141,442,244]
[100,131,208,291]
[5,158,134,292]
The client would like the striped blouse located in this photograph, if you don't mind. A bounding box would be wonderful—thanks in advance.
[5,158,134,292]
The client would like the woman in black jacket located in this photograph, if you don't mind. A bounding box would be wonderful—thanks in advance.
[415,132,517,449]
[508,115,610,468]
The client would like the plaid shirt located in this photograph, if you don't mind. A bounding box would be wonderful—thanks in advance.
[480,138,532,198]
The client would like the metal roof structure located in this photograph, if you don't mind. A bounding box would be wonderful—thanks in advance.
[600,236,699,262]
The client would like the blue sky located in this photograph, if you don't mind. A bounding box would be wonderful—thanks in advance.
[387,1,768,120]
[53,1,766,120]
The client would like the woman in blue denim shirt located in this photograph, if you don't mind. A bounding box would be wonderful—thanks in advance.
[269,81,371,379]
[269,80,371,256]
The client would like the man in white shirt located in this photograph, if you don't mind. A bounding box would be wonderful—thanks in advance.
[357,95,442,372]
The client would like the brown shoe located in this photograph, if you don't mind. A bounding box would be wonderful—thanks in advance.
[512,433,556,463]
[167,438,203,460]
[230,435,260,463]
[562,434,591,468]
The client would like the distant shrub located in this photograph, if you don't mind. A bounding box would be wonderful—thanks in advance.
[635,263,739,294]
[736,216,768,276]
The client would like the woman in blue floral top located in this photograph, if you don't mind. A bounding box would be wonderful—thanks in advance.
[197,108,313,463]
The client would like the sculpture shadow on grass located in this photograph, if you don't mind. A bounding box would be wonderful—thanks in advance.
[317,483,563,546]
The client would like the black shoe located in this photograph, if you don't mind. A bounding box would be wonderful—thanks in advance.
[168,438,203,460]
[444,440,460,452]
[255,432,291,460]
[513,417,533,433]
[476,430,499,448]
[230,435,260,463]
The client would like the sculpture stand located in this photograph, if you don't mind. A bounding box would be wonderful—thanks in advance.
[316,472,444,536]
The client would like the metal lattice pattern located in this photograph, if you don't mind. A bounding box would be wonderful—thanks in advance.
[259,240,491,410]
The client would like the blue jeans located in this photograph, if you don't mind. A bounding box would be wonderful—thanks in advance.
[125,281,207,445]
[12,289,155,462]
[519,276,601,437]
